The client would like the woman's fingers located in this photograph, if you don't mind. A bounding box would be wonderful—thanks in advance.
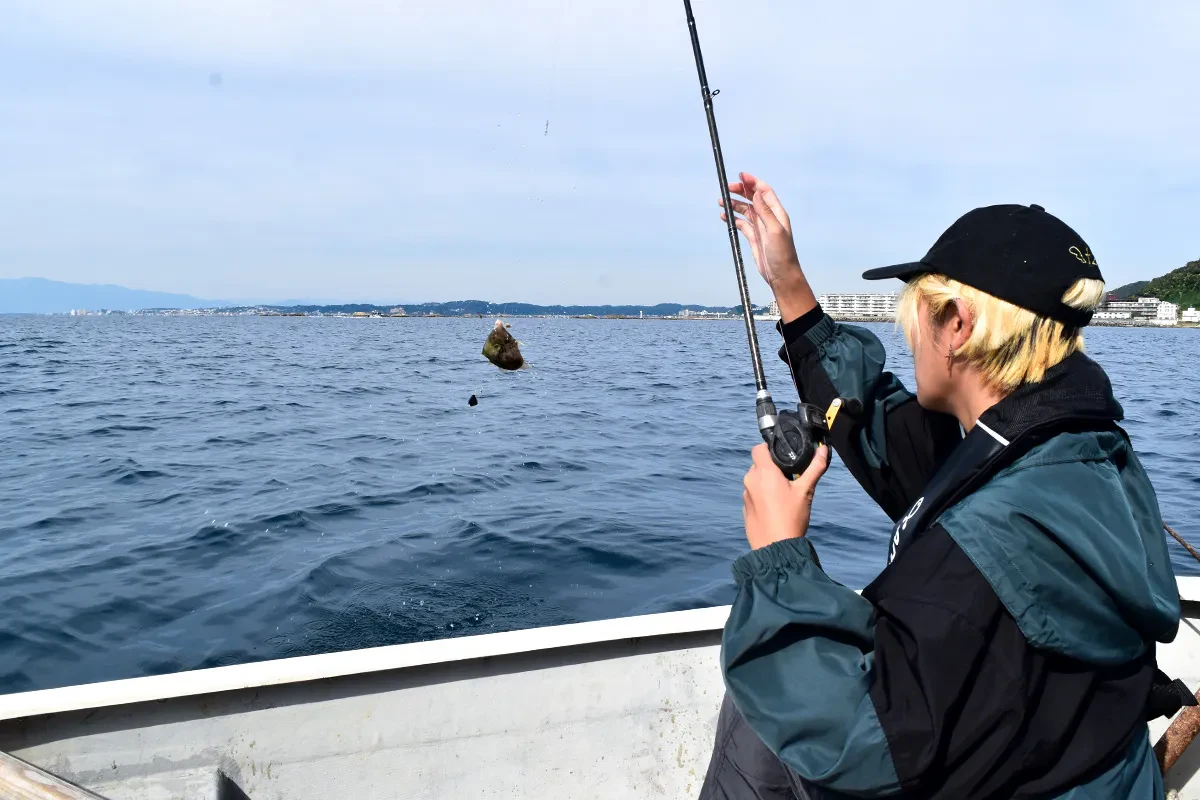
[718,198,761,247]
[731,172,764,201]
[743,440,820,549]
[720,213,758,242]
[740,174,790,232]
[752,190,783,234]
[757,187,791,231]
[739,172,760,197]
[719,197,754,216]
[729,179,754,202]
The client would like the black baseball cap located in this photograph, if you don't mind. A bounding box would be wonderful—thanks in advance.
[863,204,1104,327]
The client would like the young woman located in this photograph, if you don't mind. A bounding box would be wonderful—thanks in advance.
[701,174,1184,799]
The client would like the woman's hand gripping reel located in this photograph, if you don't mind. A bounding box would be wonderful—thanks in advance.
[757,396,850,477]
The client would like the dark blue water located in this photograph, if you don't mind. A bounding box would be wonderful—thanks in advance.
[1,316,1197,693]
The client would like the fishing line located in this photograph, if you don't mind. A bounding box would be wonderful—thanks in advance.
[544,0,571,143]
[502,0,571,291]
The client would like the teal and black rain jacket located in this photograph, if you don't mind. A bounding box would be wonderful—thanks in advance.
[723,309,1182,799]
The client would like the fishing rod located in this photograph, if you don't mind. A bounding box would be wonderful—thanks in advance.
[681,0,828,476]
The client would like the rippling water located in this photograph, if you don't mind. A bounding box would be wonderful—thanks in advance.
[1,316,1197,693]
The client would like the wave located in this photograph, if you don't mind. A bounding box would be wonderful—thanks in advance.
[62,399,113,409]
[87,424,157,436]
[114,469,169,485]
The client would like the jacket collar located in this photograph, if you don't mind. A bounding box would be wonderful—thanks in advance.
[977,352,1123,446]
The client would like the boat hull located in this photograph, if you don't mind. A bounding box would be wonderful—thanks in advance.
[0,582,1196,799]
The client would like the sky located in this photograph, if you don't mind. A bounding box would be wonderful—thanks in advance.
[1,1,1197,306]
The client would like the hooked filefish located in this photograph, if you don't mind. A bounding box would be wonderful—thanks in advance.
[481,320,525,370]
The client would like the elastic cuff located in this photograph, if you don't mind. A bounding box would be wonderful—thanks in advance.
[777,303,825,341]
[732,537,816,585]
[778,310,837,360]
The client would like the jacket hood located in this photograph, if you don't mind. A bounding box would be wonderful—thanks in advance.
[940,352,1180,663]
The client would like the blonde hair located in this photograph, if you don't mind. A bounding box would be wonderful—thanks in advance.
[896,275,1106,392]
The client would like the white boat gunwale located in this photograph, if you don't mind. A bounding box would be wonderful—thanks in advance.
[0,604,728,723]
[1,576,1196,724]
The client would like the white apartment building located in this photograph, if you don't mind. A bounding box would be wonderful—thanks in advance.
[754,299,782,321]
[818,293,898,319]
[1156,301,1179,321]
[1183,308,1200,323]
[1093,311,1132,320]
[1102,297,1161,319]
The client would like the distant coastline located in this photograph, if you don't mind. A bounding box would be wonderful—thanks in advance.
[52,301,772,321]
[9,264,1197,320]
[47,307,1198,328]
[16,288,1198,329]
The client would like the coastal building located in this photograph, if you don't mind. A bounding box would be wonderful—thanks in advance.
[754,299,782,322]
[1093,311,1132,320]
[817,293,898,320]
[388,307,407,317]
[1157,301,1179,321]
[1101,297,1161,319]
[1183,308,1200,323]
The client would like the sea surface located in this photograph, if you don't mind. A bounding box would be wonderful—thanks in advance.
[1,315,1198,694]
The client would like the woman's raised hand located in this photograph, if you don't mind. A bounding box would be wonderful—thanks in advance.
[720,173,816,320]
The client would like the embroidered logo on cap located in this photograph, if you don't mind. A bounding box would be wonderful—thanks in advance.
[1069,245,1097,266]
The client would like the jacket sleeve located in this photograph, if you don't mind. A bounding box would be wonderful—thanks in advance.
[777,308,961,520]
[722,530,1014,797]
[722,537,902,796]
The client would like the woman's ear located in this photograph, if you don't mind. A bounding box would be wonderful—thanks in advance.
[948,298,974,353]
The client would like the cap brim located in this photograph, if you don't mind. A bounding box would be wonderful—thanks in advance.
[862,262,928,282]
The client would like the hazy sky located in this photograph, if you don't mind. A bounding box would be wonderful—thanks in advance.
[2,1,1196,305]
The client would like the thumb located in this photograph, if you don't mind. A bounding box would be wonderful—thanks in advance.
[793,445,830,495]
[750,442,774,468]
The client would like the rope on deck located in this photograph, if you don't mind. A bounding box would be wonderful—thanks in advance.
[0,750,109,799]
[1154,523,1200,779]
[1157,700,1200,778]
[1165,523,1200,566]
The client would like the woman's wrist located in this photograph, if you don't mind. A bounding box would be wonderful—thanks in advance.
[771,274,818,323]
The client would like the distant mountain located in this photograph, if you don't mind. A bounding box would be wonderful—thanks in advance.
[1140,260,1200,309]
[0,278,221,314]
[259,297,350,307]
[1109,280,1150,300]
[0,279,755,317]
